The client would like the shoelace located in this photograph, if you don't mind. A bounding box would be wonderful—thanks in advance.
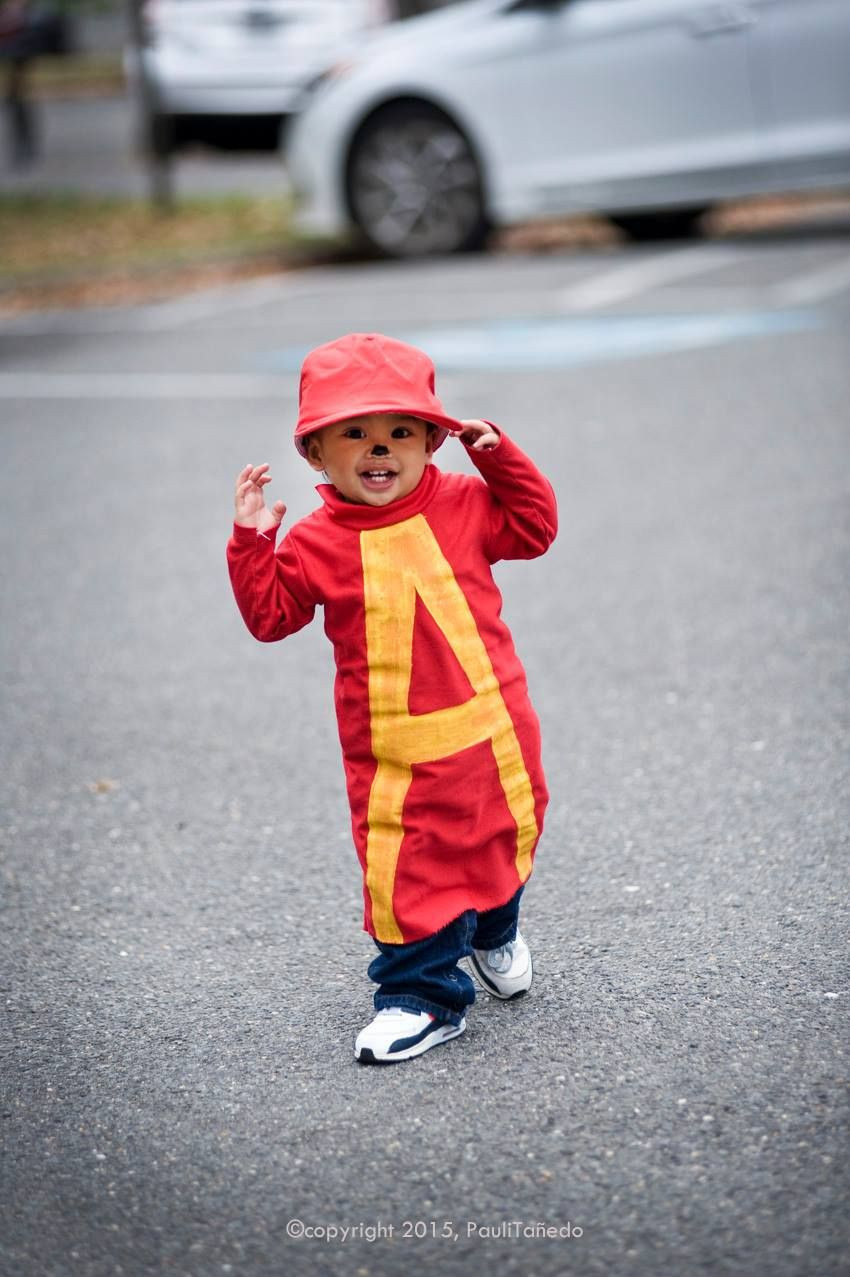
[487,941,516,974]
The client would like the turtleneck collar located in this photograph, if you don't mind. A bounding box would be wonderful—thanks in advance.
[316,461,443,529]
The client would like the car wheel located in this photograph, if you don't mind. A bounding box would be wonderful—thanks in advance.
[608,207,710,241]
[346,103,489,257]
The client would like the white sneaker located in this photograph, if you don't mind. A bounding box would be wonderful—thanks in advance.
[469,930,533,1000]
[355,1007,466,1064]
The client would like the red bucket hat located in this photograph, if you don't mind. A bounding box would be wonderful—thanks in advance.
[293,332,461,456]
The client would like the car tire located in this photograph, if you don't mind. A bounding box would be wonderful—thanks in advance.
[608,207,710,241]
[346,102,489,257]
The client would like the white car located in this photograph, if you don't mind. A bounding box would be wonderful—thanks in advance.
[125,0,396,153]
[285,0,850,255]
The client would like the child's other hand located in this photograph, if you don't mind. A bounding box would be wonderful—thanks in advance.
[450,419,500,450]
[234,464,287,533]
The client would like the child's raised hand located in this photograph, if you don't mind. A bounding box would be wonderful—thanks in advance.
[450,419,501,450]
[234,464,287,533]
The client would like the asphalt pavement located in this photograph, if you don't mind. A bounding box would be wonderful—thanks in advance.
[1,221,849,1277]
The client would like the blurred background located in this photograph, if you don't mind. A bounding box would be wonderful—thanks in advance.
[2,0,849,307]
[0,0,462,308]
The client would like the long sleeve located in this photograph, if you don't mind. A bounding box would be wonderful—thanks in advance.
[226,523,317,642]
[466,430,558,563]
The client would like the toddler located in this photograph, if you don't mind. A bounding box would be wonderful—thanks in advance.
[227,333,557,1063]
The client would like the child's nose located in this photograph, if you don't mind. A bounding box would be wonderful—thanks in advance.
[370,444,389,456]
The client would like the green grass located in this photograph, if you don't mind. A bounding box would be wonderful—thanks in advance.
[0,191,302,285]
[29,54,126,97]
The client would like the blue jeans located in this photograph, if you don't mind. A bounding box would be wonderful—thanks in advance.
[369,887,524,1026]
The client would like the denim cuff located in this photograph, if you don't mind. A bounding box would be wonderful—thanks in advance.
[471,917,518,951]
[374,992,467,1028]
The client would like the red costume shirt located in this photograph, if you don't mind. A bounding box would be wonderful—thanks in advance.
[227,432,557,944]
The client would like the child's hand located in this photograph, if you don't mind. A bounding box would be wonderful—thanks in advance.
[234,464,287,533]
[450,419,501,450]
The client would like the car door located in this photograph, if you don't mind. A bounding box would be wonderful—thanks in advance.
[491,0,759,216]
[745,0,850,187]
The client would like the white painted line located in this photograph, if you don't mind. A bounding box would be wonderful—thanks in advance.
[0,372,298,399]
[558,245,746,311]
[773,254,850,306]
[609,285,767,308]
[133,273,316,331]
[0,276,558,336]
[0,261,394,336]
[0,276,332,337]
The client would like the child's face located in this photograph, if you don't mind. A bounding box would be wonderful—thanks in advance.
[305,413,435,507]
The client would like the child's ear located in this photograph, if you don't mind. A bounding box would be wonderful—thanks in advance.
[305,438,325,472]
[424,427,436,458]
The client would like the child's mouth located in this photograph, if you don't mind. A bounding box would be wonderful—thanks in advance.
[360,470,397,491]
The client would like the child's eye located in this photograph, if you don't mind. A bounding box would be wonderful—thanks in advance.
[391,427,412,438]
[343,428,366,439]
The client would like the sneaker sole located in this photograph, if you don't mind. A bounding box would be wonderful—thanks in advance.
[468,953,532,1001]
[356,1018,466,1065]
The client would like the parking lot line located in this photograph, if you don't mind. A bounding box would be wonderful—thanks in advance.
[0,373,297,398]
[773,254,850,306]
[558,245,747,311]
[133,275,315,331]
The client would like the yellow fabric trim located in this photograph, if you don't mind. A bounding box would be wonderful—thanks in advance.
[361,515,537,943]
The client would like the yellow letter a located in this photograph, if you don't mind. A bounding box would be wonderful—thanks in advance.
[361,515,537,943]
